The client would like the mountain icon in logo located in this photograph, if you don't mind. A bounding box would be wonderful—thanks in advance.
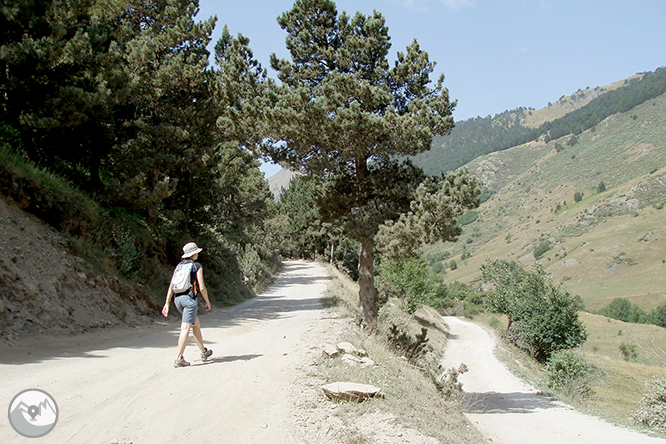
[8,389,58,438]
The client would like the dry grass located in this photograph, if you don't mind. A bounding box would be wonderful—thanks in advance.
[317,264,483,444]
[578,312,666,426]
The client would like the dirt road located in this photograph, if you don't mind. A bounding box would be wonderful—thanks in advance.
[441,316,664,444]
[1,261,331,443]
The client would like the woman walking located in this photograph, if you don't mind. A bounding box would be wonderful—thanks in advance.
[162,242,213,367]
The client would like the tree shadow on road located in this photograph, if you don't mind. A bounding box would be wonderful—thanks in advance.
[461,390,559,414]
[0,261,330,365]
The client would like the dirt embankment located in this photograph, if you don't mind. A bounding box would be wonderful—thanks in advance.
[0,196,156,344]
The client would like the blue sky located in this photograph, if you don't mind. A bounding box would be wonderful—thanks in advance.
[196,0,666,176]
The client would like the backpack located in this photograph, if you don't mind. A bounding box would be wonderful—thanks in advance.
[171,260,194,294]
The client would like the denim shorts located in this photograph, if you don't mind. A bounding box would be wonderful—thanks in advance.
[174,295,198,324]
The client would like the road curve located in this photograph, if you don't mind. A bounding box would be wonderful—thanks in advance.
[440,316,664,444]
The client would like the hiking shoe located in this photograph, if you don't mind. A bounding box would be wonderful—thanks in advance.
[201,348,213,360]
[174,357,190,368]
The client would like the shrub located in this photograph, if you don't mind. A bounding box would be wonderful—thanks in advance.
[481,260,587,362]
[599,298,649,324]
[436,281,484,317]
[619,342,638,361]
[376,257,443,314]
[430,261,445,274]
[457,210,479,226]
[632,377,666,432]
[533,240,551,260]
[651,303,666,328]
[387,324,430,364]
[547,350,594,399]
[436,363,469,400]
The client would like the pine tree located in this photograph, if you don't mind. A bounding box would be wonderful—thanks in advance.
[263,0,457,327]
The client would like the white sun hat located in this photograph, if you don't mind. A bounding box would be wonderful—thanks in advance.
[181,242,203,258]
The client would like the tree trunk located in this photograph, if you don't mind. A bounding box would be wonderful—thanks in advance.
[358,237,378,329]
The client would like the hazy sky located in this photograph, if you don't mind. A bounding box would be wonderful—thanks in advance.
[196,0,666,176]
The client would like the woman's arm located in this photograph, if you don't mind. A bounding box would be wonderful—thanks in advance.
[197,267,211,311]
[162,284,174,317]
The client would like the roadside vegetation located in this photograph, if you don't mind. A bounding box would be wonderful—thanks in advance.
[314,265,483,444]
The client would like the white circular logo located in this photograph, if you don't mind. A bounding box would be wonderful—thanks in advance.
[8,389,59,438]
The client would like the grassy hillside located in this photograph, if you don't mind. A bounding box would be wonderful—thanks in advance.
[579,312,666,421]
[415,68,666,176]
[427,91,666,313]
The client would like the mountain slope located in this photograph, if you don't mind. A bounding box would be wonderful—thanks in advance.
[414,68,666,176]
[428,91,666,312]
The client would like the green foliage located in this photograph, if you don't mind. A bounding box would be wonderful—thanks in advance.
[274,176,327,259]
[477,187,494,204]
[457,210,479,226]
[481,260,587,362]
[546,350,595,400]
[574,191,583,202]
[651,303,666,328]
[431,281,484,317]
[598,298,649,324]
[533,239,551,259]
[0,1,281,306]
[449,259,457,270]
[111,227,145,277]
[375,170,480,261]
[412,107,536,175]
[597,181,607,193]
[618,342,638,361]
[376,257,444,314]
[632,377,666,432]
[430,261,444,274]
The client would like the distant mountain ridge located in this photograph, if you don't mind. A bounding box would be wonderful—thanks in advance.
[267,167,300,200]
[413,67,666,176]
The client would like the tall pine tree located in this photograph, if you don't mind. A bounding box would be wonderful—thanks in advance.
[264,0,457,327]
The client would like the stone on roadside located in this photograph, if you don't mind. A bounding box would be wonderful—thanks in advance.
[322,344,339,357]
[321,382,381,402]
[336,341,358,355]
